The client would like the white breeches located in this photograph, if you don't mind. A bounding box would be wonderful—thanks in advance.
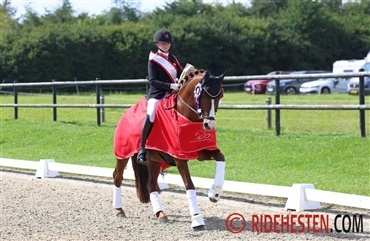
[147,98,161,122]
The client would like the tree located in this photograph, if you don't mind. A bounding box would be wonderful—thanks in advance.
[111,0,140,22]
[335,0,370,58]
[21,6,42,27]
[268,0,344,70]
[43,0,75,24]
[318,0,342,12]
[0,0,16,17]
[0,0,19,81]
[248,0,288,18]
[1,0,370,82]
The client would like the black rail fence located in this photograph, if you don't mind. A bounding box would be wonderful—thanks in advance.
[1,72,370,137]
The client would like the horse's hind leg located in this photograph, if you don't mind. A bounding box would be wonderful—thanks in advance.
[113,158,129,217]
[147,160,168,223]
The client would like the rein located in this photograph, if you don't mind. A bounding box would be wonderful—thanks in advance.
[177,82,222,120]
[178,94,200,117]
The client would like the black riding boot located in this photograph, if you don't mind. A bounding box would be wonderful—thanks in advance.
[137,115,153,165]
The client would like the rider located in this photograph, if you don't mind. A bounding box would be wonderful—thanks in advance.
[137,29,184,165]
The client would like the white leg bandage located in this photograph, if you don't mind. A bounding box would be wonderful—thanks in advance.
[150,191,163,214]
[214,161,225,188]
[186,189,200,216]
[113,186,122,209]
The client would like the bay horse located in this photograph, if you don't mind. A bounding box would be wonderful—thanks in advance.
[112,70,225,230]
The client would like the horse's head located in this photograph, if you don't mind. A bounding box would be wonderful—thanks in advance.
[177,70,225,130]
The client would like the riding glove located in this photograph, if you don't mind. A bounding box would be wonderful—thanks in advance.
[170,83,180,91]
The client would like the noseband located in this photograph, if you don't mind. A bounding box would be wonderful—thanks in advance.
[178,82,222,120]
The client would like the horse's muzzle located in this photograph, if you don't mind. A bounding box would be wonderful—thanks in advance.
[203,117,216,130]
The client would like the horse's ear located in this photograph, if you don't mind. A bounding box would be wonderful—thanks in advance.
[216,71,226,82]
[201,71,210,85]
[205,71,210,79]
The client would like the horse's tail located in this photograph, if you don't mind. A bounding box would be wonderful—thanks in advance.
[131,155,150,203]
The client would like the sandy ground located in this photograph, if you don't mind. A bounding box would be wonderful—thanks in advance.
[0,168,369,241]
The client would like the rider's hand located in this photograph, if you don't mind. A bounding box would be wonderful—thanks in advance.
[170,83,180,91]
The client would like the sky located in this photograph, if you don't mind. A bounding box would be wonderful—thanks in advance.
[10,0,251,18]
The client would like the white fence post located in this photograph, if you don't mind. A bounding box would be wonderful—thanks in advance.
[285,184,322,211]
[35,159,60,178]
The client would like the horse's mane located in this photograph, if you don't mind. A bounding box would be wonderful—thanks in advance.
[178,69,205,87]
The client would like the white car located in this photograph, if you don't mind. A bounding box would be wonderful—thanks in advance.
[347,62,370,95]
[299,78,348,94]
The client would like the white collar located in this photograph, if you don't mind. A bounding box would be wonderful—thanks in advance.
[158,50,169,56]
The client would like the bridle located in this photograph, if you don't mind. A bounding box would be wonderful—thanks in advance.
[178,81,222,120]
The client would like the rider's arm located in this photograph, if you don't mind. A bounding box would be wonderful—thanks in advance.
[148,61,172,90]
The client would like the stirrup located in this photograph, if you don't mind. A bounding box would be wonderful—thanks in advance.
[137,149,148,165]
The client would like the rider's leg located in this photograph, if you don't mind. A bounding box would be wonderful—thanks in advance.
[137,98,159,164]
[137,115,153,164]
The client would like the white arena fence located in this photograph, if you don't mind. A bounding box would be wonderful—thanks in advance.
[1,72,370,137]
[1,157,369,212]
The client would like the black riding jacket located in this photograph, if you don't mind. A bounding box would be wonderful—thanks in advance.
[147,51,183,99]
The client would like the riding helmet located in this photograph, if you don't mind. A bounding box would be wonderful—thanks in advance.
[153,29,173,43]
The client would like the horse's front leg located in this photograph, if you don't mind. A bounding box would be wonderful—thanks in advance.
[147,160,168,223]
[112,158,129,217]
[198,151,225,203]
[175,159,205,231]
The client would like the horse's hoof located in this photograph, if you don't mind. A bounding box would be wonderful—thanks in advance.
[192,225,206,231]
[115,210,126,217]
[207,185,223,202]
[191,214,205,230]
[156,211,168,223]
[158,216,169,223]
[116,212,126,218]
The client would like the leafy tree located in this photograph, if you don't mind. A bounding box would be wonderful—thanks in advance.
[268,0,343,70]
[160,0,205,16]
[0,1,19,81]
[248,0,289,18]
[337,0,370,58]
[318,0,342,12]
[111,0,140,22]
[21,6,42,27]
[0,0,16,17]
[1,0,370,83]
[42,0,75,24]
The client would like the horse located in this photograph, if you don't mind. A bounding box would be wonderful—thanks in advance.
[112,70,226,230]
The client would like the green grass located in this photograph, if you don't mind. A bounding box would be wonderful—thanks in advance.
[1,92,369,196]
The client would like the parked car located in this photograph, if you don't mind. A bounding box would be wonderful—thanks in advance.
[244,71,292,94]
[299,77,349,94]
[347,62,370,95]
[265,70,329,95]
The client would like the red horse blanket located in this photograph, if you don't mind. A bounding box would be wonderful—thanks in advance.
[114,94,219,162]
